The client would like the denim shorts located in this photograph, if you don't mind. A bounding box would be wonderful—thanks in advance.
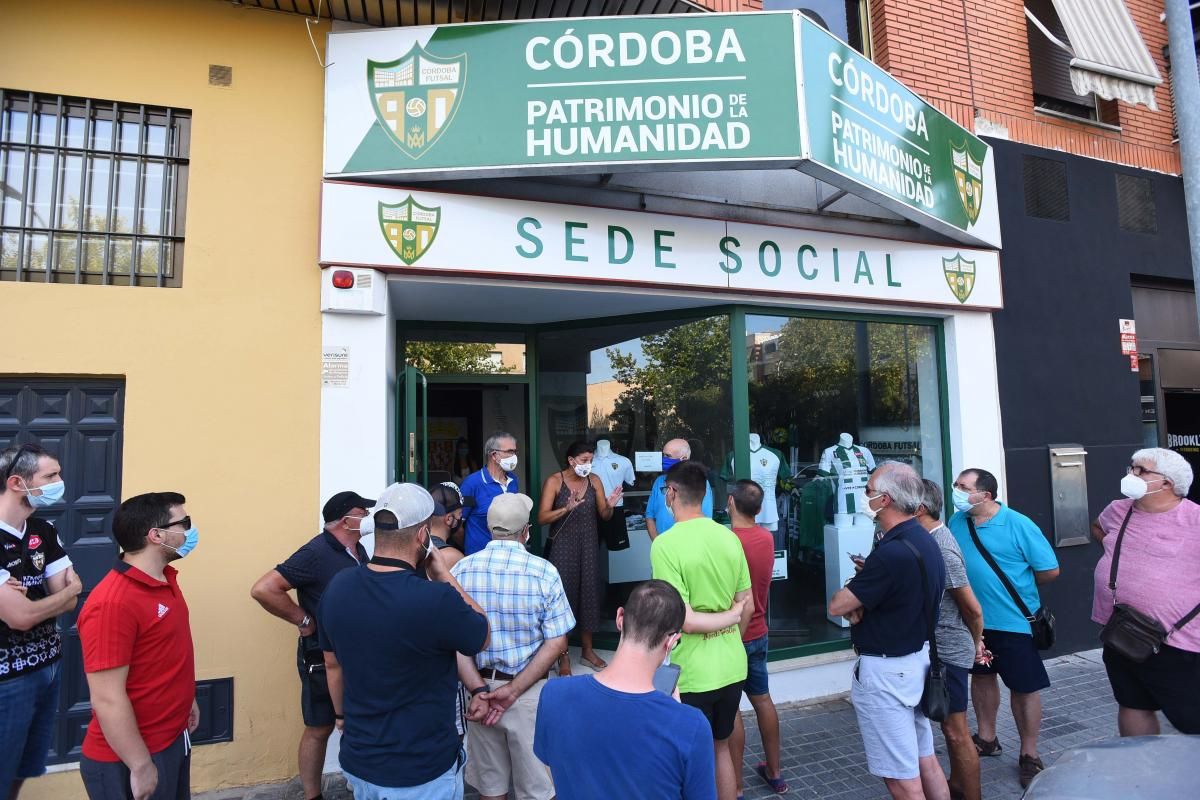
[344,749,465,800]
[743,635,770,697]
[0,662,62,790]
[944,663,969,714]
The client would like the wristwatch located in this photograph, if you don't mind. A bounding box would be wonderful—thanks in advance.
[298,614,311,630]
[469,685,489,697]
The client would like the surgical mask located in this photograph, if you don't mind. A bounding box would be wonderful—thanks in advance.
[860,492,883,521]
[951,488,979,513]
[161,527,199,559]
[20,479,65,508]
[498,455,518,472]
[573,463,593,477]
[1120,473,1163,500]
[359,515,376,537]
[661,456,681,471]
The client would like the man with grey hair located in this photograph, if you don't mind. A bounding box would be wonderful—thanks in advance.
[1091,447,1200,738]
[459,432,521,556]
[646,438,713,539]
[829,462,949,800]
[0,444,83,799]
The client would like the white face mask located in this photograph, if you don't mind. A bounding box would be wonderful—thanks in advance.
[498,454,518,472]
[573,462,593,477]
[860,492,884,521]
[359,515,376,537]
[1121,473,1164,500]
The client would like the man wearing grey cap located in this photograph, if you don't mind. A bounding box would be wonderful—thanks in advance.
[319,484,490,800]
[451,493,575,800]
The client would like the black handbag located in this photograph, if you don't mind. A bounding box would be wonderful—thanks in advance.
[967,518,1056,650]
[901,539,950,723]
[601,507,631,551]
[1099,507,1200,663]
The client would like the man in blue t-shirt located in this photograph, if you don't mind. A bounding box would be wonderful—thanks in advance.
[319,485,490,799]
[645,439,713,539]
[535,579,716,800]
[458,432,520,555]
[948,468,1059,789]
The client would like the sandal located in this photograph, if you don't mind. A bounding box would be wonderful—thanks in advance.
[1019,754,1045,788]
[973,733,1002,757]
[756,763,788,794]
[581,651,608,670]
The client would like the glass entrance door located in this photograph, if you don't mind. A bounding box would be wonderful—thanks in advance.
[397,365,428,485]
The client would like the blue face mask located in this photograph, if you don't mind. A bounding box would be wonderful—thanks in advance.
[161,528,199,559]
[661,456,681,471]
[21,479,65,508]
[951,488,978,513]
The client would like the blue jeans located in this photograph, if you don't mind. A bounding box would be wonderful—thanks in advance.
[344,751,464,800]
[0,662,62,791]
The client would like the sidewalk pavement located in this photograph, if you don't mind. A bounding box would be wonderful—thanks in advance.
[198,647,1142,800]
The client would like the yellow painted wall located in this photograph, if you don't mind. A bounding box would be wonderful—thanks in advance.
[1,0,327,795]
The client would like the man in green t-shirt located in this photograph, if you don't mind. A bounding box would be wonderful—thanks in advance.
[651,461,754,800]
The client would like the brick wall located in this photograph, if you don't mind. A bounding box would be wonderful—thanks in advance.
[697,0,1180,174]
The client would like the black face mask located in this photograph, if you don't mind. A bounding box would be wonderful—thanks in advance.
[447,515,462,532]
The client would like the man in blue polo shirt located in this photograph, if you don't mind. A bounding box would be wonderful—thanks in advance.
[829,462,949,800]
[459,432,520,555]
[948,467,1059,789]
[645,439,713,539]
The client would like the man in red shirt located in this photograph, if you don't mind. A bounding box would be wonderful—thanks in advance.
[727,480,788,797]
[78,492,199,800]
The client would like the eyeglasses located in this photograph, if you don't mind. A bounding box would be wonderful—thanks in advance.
[161,516,191,531]
[660,484,678,495]
[1127,464,1163,478]
[2,444,34,482]
[670,630,683,650]
[494,448,518,456]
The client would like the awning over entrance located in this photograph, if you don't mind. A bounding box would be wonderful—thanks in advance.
[1025,0,1163,110]
[227,0,704,26]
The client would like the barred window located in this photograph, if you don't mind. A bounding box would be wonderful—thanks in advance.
[0,90,189,287]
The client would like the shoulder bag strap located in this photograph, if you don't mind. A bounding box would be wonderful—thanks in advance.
[901,538,940,667]
[1106,505,1136,592]
[966,517,1034,621]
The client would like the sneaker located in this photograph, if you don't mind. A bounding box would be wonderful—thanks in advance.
[972,733,1002,757]
[1019,754,1045,788]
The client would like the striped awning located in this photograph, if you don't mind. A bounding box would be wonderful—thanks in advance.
[225,0,707,26]
[1027,0,1163,110]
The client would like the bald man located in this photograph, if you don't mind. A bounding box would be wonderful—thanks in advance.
[645,439,714,540]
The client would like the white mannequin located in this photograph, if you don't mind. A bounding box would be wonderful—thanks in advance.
[749,433,761,449]
[818,433,876,526]
[734,432,784,531]
[593,439,635,507]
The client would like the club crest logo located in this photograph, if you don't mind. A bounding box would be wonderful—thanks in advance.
[760,458,769,467]
[951,143,985,225]
[30,551,44,571]
[379,197,441,265]
[368,44,466,159]
[610,463,619,470]
[943,253,976,304]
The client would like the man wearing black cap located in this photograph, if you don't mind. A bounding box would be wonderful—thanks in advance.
[428,483,466,569]
[250,490,372,800]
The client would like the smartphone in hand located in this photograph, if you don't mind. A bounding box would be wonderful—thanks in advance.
[652,663,682,696]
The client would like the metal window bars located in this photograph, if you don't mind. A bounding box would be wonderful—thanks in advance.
[0,89,189,287]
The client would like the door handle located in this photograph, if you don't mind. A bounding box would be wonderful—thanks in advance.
[408,432,416,474]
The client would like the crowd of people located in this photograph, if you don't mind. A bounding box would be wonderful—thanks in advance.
[0,437,1196,800]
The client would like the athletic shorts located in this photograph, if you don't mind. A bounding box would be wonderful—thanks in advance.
[743,635,770,697]
[944,663,969,714]
[1103,644,1200,734]
[681,681,744,740]
[851,648,934,780]
[970,629,1050,694]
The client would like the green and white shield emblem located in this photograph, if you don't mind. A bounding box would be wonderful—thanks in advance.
[951,143,985,225]
[943,253,976,304]
[367,44,465,159]
[379,197,441,265]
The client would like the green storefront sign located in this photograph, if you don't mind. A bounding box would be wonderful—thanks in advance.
[325,12,999,247]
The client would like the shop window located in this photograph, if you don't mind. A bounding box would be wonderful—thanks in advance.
[1116,173,1157,234]
[765,1,872,57]
[0,90,190,287]
[1026,0,1111,124]
[744,315,944,649]
[537,315,733,634]
[404,335,526,375]
[1023,155,1070,221]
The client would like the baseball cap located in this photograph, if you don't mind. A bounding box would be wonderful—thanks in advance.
[488,493,534,535]
[373,482,436,529]
[322,490,377,523]
[429,482,464,516]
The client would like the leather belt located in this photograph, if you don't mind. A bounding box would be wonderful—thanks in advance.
[853,646,889,658]
[481,667,548,683]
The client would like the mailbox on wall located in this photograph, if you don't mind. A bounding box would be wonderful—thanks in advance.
[1048,444,1090,547]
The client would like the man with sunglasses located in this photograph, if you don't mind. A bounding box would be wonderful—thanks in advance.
[0,444,83,799]
[78,492,200,800]
[250,490,373,800]
[534,580,717,800]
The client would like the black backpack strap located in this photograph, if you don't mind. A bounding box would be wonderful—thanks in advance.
[900,538,940,667]
[966,517,1034,622]
[1107,505,1136,592]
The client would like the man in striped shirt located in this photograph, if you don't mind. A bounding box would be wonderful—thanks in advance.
[451,493,575,800]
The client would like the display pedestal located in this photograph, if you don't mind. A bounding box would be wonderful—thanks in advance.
[824,521,876,628]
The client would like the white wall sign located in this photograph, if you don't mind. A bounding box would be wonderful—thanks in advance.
[322,346,350,387]
[635,451,664,473]
[320,182,1003,310]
